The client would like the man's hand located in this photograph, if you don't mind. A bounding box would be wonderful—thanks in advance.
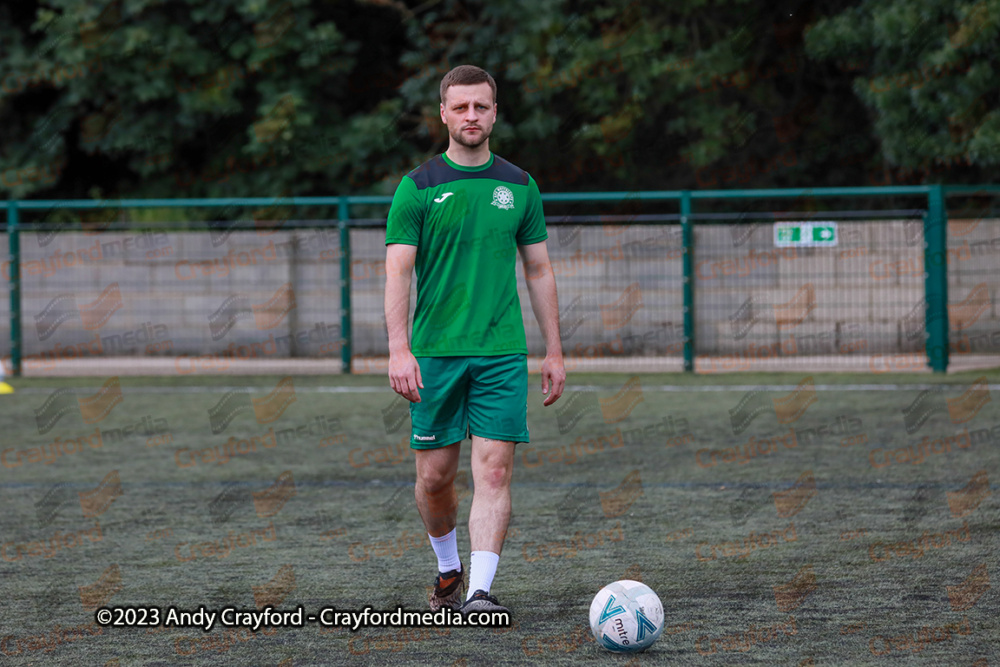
[389,350,423,403]
[540,353,566,406]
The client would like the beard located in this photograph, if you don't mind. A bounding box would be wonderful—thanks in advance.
[450,124,492,149]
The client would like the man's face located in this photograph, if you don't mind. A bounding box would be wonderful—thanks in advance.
[440,82,496,149]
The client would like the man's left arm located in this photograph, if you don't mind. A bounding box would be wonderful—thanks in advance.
[518,240,565,406]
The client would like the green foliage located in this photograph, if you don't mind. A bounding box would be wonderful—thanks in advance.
[805,0,999,173]
[0,0,995,202]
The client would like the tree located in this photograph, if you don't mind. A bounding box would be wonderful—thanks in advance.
[0,0,995,205]
[804,0,999,184]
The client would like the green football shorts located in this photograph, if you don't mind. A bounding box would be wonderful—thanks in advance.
[410,354,529,449]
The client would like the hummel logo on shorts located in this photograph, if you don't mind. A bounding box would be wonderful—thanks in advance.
[433,193,454,203]
[414,434,437,441]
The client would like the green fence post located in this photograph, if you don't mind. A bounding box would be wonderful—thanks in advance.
[339,198,352,374]
[925,185,948,373]
[681,191,694,373]
[7,201,21,377]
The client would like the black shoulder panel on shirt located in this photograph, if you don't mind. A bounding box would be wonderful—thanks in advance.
[408,154,529,190]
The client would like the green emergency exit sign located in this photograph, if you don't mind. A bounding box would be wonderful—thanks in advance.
[774,222,838,247]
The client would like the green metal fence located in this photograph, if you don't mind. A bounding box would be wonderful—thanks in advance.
[3,185,998,376]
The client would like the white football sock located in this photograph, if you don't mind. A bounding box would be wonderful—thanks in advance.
[466,550,500,599]
[429,528,461,573]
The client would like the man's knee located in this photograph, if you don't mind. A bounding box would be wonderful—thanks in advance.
[417,464,456,495]
[475,450,514,491]
[478,465,511,491]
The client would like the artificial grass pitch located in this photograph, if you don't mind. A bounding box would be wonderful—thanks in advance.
[0,371,997,665]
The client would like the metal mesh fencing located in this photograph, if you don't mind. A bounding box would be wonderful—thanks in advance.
[948,206,1000,362]
[2,191,998,375]
[5,220,345,375]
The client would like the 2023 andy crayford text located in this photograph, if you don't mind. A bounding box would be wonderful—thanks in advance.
[95,606,511,631]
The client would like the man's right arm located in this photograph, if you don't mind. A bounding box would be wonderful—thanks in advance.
[385,175,423,402]
[385,243,422,402]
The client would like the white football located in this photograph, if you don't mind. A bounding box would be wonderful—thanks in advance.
[589,580,664,652]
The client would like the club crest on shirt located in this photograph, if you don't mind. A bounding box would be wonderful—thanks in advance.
[491,186,515,210]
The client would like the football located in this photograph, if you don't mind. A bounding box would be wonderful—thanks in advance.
[589,580,664,652]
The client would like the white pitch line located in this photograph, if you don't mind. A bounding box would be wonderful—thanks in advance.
[11,383,1000,394]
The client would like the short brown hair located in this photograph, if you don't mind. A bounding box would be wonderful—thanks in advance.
[440,65,497,105]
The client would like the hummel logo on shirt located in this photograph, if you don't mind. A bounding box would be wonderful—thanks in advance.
[433,192,454,203]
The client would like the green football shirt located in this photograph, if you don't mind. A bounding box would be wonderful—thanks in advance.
[385,152,548,356]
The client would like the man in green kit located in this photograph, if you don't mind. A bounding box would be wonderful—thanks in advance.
[384,65,565,616]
